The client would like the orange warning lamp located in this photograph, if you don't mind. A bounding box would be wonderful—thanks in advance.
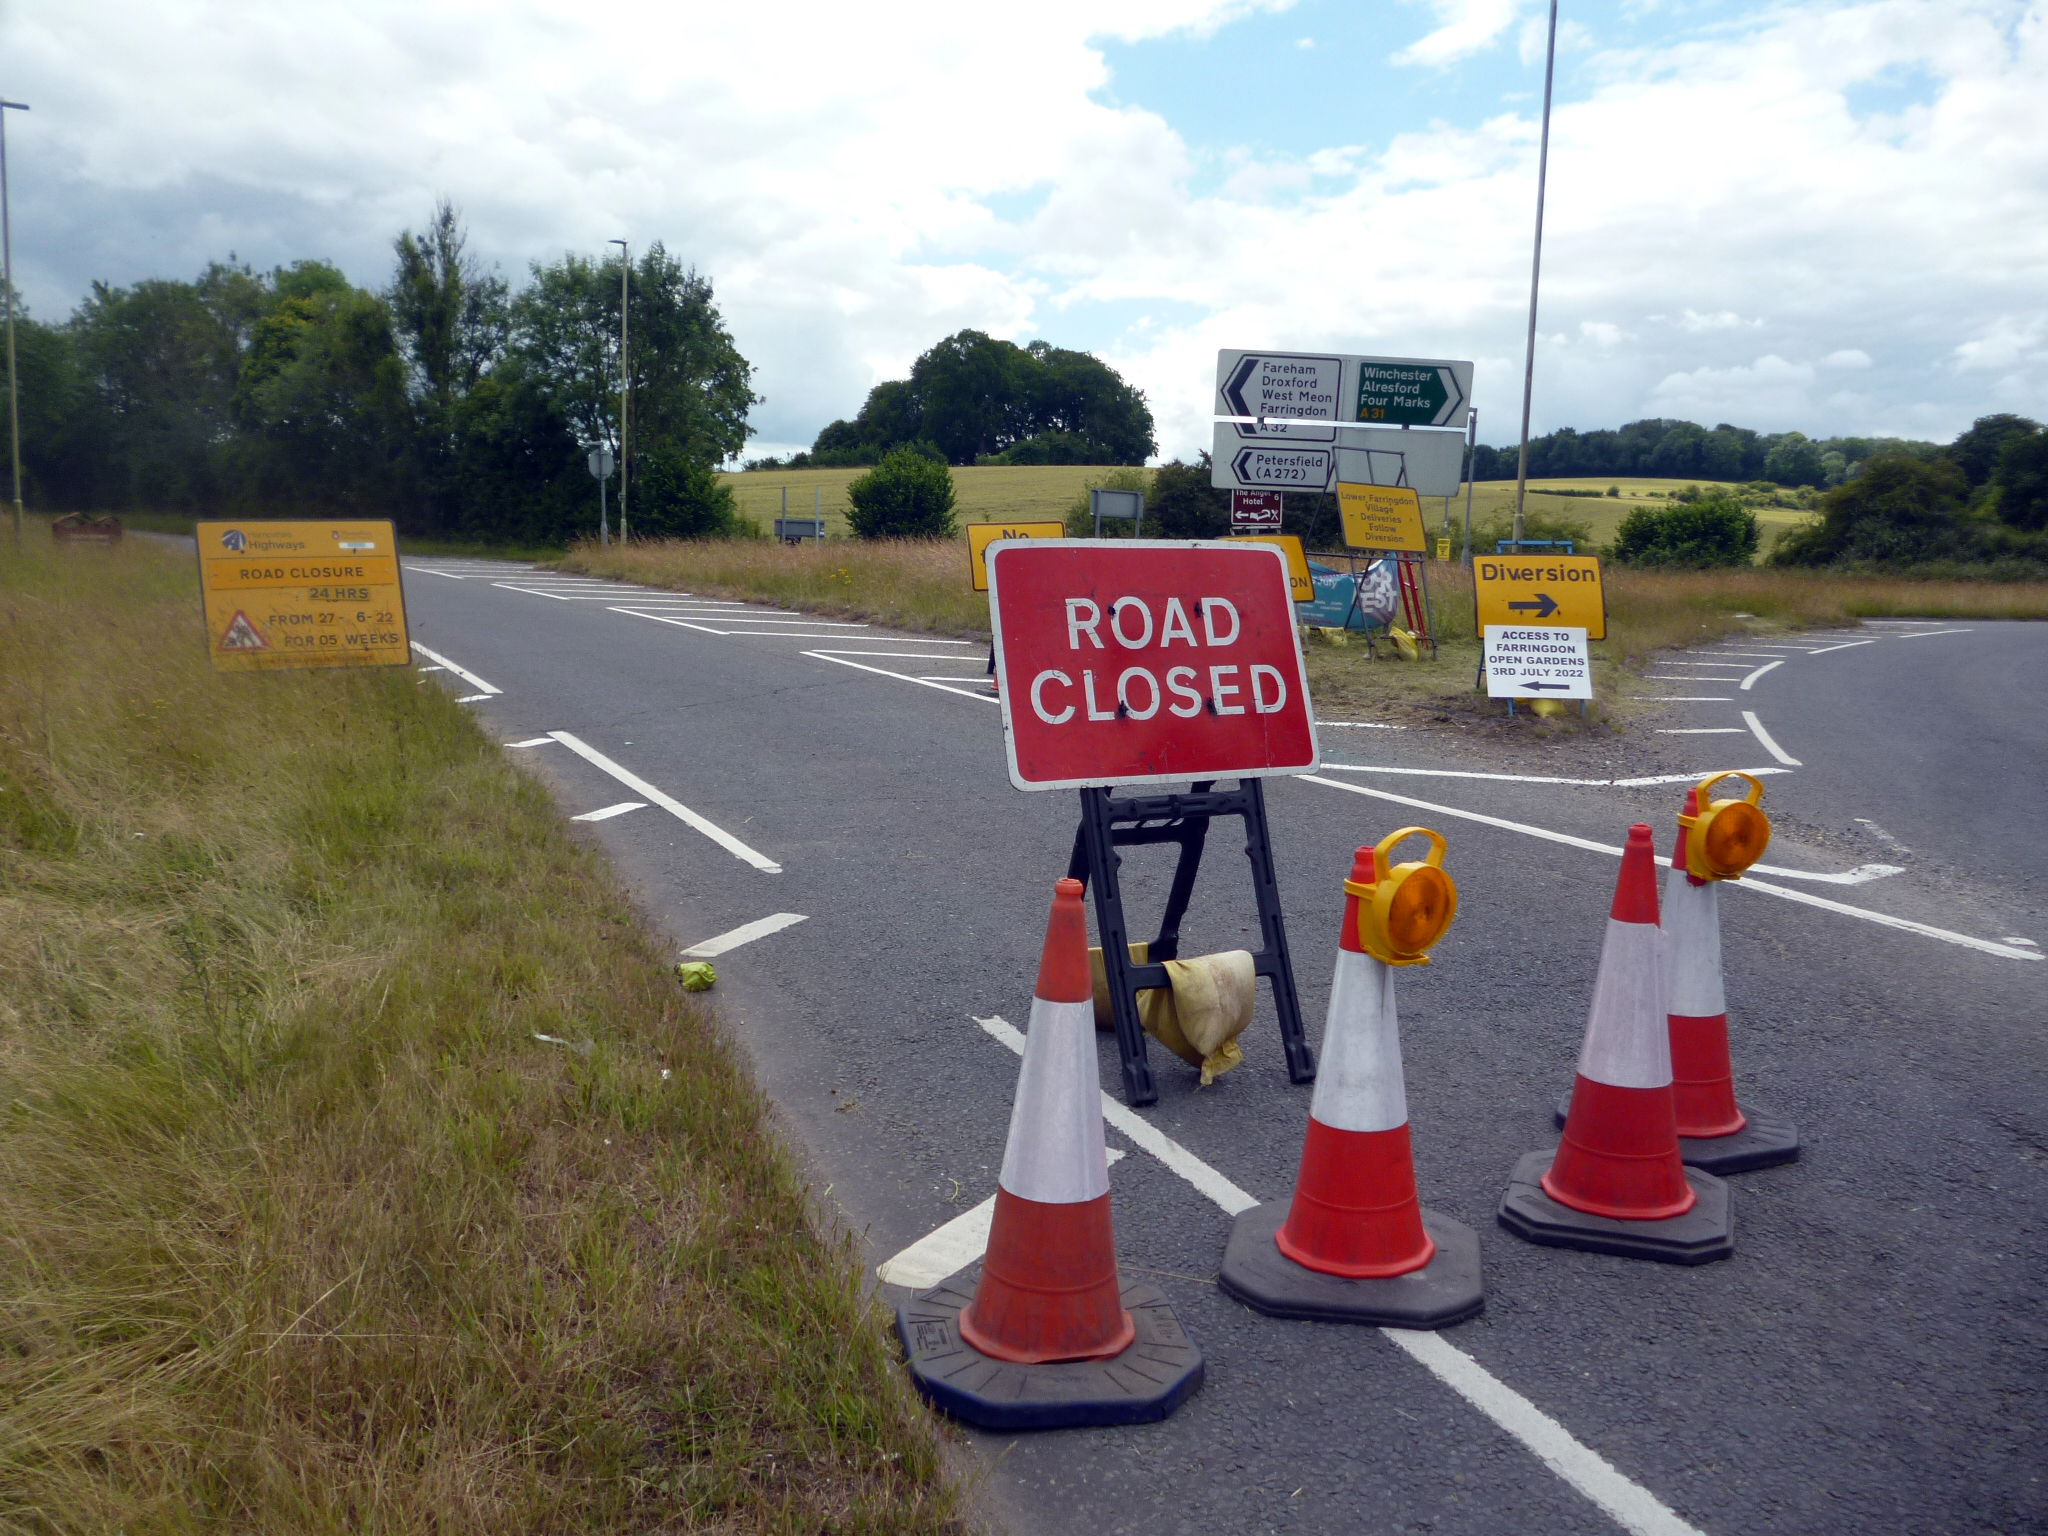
[1679,772,1772,881]
[1345,827,1458,966]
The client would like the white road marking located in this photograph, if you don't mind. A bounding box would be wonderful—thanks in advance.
[807,651,1002,703]
[1699,651,1800,659]
[1656,661,1755,668]
[2004,937,2040,947]
[1738,660,1783,691]
[612,609,870,639]
[506,737,554,748]
[1632,696,1732,702]
[1892,628,1973,639]
[571,801,646,822]
[415,664,446,672]
[876,1149,1128,1290]
[547,732,781,873]
[1802,640,1876,656]
[1322,721,1410,730]
[971,1012,1705,1536]
[454,694,494,704]
[1300,775,2039,961]
[1642,676,1739,682]
[680,911,809,958]
[1318,763,1787,790]
[404,565,467,579]
[1741,710,1801,766]
[1749,862,1905,885]
[802,646,977,656]
[410,642,501,695]
[1656,728,1745,735]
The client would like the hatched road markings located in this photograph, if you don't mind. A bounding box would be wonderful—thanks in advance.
[571,801,646,822]
[1301,775,2032,959]
[807,650,1001,702]
[956,1014,1707,1536]
[411,641,500,696]
[547,732,781,873]
[680,912,809,958]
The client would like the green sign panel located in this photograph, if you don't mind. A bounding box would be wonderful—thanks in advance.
[1354,362,1466,427]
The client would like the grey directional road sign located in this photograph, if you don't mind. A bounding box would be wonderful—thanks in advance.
[1217,351,1474,429]
[1211,421,1467,496]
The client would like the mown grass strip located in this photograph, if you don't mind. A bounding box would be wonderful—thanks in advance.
[0,536,958,1534]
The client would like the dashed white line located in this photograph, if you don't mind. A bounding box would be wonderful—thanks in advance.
[547,732,781,873]
[506,737,554,749]
[1656,728,1745,735]
[571,801,646,822]
[1299,775,2038,961]
[1892,628,1973,638]
[969,1013,1705,1536]
[454,694,494,704]
[1738,660,1783,691]
[1632,696,1732,702]
[1802,640,1876,656]
[680,911,809,958]
[1741,710,1801,767]
[410,641,501,695]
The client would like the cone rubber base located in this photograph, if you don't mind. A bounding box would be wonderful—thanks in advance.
[1218,1203,1484,1328]
[1552,1093,1800,1174]
[1498,1150,1734,1265]
[897,1278,1203,1430]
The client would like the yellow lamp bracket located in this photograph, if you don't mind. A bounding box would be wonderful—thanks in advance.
[1679,771,1773,881]
[1343,826,1459,966]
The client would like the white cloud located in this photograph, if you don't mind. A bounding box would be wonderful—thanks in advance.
[1822,348,1874,368]
[1296,36,1316,49]
[5,0,2046,457]
[1394,0,1524,66]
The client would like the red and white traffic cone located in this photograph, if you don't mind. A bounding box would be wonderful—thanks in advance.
[1218,844,1482,1327]
[1664,789,1801,1171]
[1500,824,1734,1264]
[896,877,1203,1427]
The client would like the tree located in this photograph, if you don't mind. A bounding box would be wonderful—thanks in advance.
[1609,497,1759,567]
[1945,413,2038,487]
[1145,457,1229,538]
[1772,453,1975,566]
[631,446,739,539]
[1990,427,2048,532]
[845,449,957,538]
[1763,432,1825,487]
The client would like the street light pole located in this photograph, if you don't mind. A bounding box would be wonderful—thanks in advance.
[1,98,29,549]
[609,238,628,544]
[1512,0,1559,551]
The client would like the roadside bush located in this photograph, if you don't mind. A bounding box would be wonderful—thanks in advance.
[1989,426,2048,532]
[628,446,740,538]
[1469,507,1593,553]
[1772,453,1976,567]
[980,430,1120,466]
[1610,496,1760,567]
[845,448,957,538]
[1062,466,1152,537]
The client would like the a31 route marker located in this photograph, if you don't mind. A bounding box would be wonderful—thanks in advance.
[1472,552,1607,640]
[195,520,410,671]
[986,540,1318,792]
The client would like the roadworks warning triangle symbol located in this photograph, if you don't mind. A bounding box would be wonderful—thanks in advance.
[219,610,267,651]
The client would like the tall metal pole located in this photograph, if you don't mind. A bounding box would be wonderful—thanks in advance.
[1461,406,1478,565]
[1512,0,1559,551]
[1,100,28,549]
[609,238,628,544]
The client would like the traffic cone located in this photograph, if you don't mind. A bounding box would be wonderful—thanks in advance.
[1499,824,1734,1264]
[896,877,1203,1428]
[1552,788,1803,1171]
[1663,789,1801,1171]
[1218,843,1482,1327]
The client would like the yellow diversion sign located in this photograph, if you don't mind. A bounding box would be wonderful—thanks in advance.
[1336,483,1429,553]
[966,520,1065,592]
[195,520,410,670]
[1471,551,1607,640]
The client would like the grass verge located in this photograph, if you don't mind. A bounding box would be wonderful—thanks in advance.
[0,536,958,1533]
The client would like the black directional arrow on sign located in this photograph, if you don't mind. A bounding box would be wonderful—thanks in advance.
[1518,679,1571,691]
[1222,356,1261,419]
[1508,593,1560,618]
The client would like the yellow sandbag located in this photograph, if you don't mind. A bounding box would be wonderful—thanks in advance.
[1388,624,1421,661]
[1138,950,1256,1086]
[1088,942,1151,1030]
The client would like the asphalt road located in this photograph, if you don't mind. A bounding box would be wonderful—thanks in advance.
[400,556,2046,1536]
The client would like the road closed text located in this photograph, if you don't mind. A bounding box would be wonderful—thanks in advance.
[988,541,1318,791]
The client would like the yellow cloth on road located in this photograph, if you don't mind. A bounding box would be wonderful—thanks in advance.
[1091,943,1254,1085]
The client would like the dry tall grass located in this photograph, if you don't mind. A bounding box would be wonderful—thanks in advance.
[0,538,957,1533]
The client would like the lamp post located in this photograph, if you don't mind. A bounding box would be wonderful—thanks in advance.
[2,98,28,549]
[608,238,628,544]
[1511,0,1559,551]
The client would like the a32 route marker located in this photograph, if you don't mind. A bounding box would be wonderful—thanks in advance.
[1216,350,1474,430]
[195,520,410,671]
[987,540,1318,792]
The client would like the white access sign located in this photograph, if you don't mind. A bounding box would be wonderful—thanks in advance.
[1211,421,1468,496]
[1483,624,1593,700]
[1216,350,1474,429]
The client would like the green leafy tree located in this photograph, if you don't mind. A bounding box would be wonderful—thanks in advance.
[1945,413,2038,487]
[1763,432,1825,487]
[845,449,957,538]
[1145,457,1228,538]
[631,445,740,538]
[1609,497,1760,567]
[1990,426,2048,532]
[1773,453,1975,566]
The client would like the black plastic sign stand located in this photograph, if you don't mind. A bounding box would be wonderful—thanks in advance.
[1066,778,1316,1106]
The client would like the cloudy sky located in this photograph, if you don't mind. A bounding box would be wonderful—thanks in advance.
[6,0,2045,460]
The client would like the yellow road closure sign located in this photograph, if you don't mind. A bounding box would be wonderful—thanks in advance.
[1337,483,1428,553]
[195,520,410,670]
[1472,552,1607,641]
[967,520,1065,592]
[1226,532,1314,603]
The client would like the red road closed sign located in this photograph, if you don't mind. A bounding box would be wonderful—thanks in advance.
[987,540,1319,791]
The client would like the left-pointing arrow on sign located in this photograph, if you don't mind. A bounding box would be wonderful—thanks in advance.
[1518,679,1571,691]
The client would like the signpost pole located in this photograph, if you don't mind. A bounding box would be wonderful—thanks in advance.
[1,100,27,550]
[1512,0,1560,550]
[1462,406,1478,565]
[609,238,629,543]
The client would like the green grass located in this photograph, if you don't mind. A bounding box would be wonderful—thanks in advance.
[0,531,960,1532]
[1455,477,1818,554]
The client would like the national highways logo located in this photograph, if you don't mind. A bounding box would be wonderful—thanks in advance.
[220,528,247,552]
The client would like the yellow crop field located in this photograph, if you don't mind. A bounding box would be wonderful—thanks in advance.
[719,463,1115,537]
[1455,477,1817,553]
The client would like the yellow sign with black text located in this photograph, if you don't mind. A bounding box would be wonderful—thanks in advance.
[1226,533,1314,603]
[1472,552,1606,641]
[1336,483,1429,554]
[967,520,1066,592]
[195,520,411,671]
